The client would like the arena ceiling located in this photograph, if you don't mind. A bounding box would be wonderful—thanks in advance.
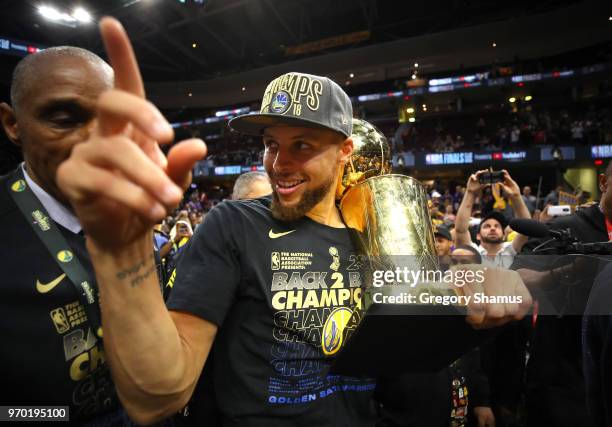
[0,0,583,82]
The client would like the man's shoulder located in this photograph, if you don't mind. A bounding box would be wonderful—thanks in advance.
[0,171,19,218]
[470,241,486,254]
[209,196,272,220]
[198,196,274,238]
[501,240,517,254]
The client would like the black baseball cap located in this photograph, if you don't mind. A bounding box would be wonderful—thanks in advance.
[434,225,452,241]
[229,72,353,137]
[478,211,508,232]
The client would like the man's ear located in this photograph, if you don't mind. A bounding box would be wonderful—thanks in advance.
[0,103,20,147]
[339,137,353,164]
[599,173,608,194]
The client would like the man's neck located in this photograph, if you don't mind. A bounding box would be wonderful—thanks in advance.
[305,191,344,228]
[24,162,67,206]
[480,241,503,256]
[21,163,82,234]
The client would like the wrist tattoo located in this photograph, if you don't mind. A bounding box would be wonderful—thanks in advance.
[116,259,157,288]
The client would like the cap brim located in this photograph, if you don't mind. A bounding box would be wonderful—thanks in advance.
[229,113,349,137]
[479,212,508,230]
[434,233,452,241]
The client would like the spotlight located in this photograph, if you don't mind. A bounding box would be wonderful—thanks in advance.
[406,107,414,113]
[525,95,533,101]
[411,74,417,80]
[39,5,62,21]
[509,97,516,103]
[414,62,419,68]
[241,87,246,92]
[492,42,497,47]
[72,7,92,23]
[349,73,354,78]
[408,117,416,123]
[188,92,193,97]
[192,42,197,48]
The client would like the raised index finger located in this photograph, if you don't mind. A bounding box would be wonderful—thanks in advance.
[100,17,144,98]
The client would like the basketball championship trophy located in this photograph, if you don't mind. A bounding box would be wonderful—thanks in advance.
[331,119,492,376]
[337,119,448,310]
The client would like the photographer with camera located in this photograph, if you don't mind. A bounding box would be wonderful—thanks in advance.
[455,169,530,268]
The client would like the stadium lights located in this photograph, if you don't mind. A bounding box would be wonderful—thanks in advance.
[38,5,92,26]
[39,6,64,21]
[509,97,516,103]
[72,7,92,23]
[525,95,533,101]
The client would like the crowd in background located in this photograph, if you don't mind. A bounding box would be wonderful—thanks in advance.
[176,103,612,170]
[391,104,612,154]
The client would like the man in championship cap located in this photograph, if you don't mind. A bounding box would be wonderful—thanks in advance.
[57,19,531,425]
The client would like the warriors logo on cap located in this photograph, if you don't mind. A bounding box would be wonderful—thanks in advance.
[270,91,291,114]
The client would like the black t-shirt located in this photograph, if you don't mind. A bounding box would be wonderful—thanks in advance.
[0,172,120,423]
[167,197,377,426]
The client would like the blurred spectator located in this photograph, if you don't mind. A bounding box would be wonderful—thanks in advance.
[521,186,537,215]
[543,185,563,207]
[232,171,272,200]
[571,121,585,144]
[186,191,203,213]
[443,205,456,225]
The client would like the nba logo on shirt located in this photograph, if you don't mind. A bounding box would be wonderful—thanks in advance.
[271,252,280,271]
[50,307,70,334]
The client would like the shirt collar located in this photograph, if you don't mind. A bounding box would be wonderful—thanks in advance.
[22,163,82,234]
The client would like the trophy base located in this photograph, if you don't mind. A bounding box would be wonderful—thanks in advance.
[330,303,499,377]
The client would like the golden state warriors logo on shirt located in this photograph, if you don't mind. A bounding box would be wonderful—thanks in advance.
[11,179,26,192]
[270,91,291,114]
[321,307,353,356]
[57,250,74,263]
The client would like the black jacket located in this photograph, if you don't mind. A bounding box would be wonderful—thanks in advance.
[515,204,606,427]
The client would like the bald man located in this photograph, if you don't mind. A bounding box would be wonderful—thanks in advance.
[0,47,125,423]
[232,171,272,200]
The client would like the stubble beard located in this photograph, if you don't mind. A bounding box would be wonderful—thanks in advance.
[270,174,335,222]
[481,235,503,245]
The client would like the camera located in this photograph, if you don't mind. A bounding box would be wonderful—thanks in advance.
[478,170,505,185]
[548,205,572,217]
